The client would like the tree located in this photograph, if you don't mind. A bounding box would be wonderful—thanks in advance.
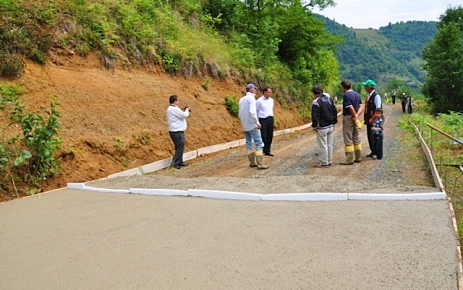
[422,6,463,113]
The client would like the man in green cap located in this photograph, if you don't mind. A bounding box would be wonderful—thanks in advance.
[362,79,382,159]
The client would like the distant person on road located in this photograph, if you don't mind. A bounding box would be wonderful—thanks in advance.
[406,95,414,114]
[340,79,364,165]
[166,95,191,169]
[401,93,407,113]
[391,89,396,104]
[239,83,269,169]
[256,87,275,157]
[371,108,384,160]
[384,91,388,103]
[311,84,338,167]
[362,79,382,158]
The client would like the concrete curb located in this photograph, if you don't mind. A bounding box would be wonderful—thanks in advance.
[69,183,446,201]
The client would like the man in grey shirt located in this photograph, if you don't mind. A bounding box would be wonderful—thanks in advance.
[238,84,269,169]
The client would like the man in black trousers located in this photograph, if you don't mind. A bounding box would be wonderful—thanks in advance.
[256,87,275,156]
[166,95,191,169]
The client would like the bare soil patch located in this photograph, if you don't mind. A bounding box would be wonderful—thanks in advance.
[0,57,305,201]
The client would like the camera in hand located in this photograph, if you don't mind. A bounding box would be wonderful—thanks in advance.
[184,106,191,112]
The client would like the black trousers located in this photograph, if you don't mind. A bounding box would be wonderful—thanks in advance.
[407,104,413,114]
[401,102,406,113]
[392,96,396,104]
[366,123,373,153]
[259,116,274,154]
[169,131,185,166]
[373,134,383,159]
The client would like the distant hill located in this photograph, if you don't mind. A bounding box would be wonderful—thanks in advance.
[316,15,437,91]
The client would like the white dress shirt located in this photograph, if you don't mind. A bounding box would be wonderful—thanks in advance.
[166,105,189,132]
[256,96,274,118]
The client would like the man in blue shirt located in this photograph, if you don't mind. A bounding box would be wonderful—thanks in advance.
[340,79,364,165]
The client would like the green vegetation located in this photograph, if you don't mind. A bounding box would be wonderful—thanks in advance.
[0,0,341,104]
[399,102,463,247]
[224,95,239,117]
[0,85,62,195]
[422,6,463,114]
[317,15,437,91]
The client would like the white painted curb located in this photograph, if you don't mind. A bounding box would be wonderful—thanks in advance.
[188,189,261,201]
[129,188,188,196]
[262,193,347,201]
[348,192,446,200]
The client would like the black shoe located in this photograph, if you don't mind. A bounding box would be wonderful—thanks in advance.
[264,153,274,156]
[179,162,188,166]
[172,165,181,169]
[366,152,374,157]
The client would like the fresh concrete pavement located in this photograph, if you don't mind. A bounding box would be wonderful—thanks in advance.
[0,188,460,289]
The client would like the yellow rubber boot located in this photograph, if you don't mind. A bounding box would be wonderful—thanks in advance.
[255,150,269,169]
[247,150,257,167]
[354,144,362,163]
[340,145,355,165]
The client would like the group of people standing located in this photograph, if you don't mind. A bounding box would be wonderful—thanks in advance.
[400,93,414,114]
[165,83,276,170]
[237,84,275,169]
[166,79,390,170]
[311,79,384,168]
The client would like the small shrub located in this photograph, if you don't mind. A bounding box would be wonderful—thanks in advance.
[0,85,62,195]
[0,53,24,76]
[202,77,210,91]
[225,95,239,117]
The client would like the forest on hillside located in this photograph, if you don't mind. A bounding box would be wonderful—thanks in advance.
[317,16,437,90]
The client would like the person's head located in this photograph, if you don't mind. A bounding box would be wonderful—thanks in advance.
[362,79,376,93]
[246,83,258,93]
[312,84,324,95]
[340,79,352,91]
[374,108,383,118]
[169,95,178,104]
[263,87,273,98]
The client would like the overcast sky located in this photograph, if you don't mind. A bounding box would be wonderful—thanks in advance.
[313,1,459,29]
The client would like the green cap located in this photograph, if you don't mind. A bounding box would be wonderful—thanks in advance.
[362,79,376,87]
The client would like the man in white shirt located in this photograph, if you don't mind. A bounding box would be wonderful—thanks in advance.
[166,95,190,169]
[238,84,268,169]
[256,87,275,156]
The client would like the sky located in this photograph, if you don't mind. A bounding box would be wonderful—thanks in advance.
[313,1,460,29]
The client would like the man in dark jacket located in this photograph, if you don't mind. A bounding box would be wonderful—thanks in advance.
[362,79,382,158]
[401,93,407,113]
[311,84,338,167]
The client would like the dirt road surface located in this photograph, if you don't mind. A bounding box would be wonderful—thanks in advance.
[1,104,460,289]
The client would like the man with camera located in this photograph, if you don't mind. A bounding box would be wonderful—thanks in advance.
[166,95,191,169]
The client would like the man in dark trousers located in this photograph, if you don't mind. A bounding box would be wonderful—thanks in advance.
[166,95,191,169]
[256,87,275,156]
[401,93,407,113]
[362,79,382,158]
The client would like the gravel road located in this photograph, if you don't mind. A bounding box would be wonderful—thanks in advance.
[87,103,437,194]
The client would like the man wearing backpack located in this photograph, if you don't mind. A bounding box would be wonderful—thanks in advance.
[362,79,382,158]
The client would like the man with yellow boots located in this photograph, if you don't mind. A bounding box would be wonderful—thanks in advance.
[238,83,269,169]
[339,79,364,165]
